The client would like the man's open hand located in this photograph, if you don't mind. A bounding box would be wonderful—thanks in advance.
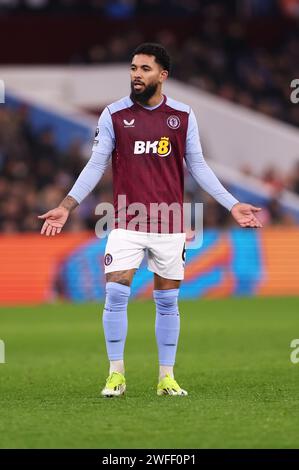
[231,203,263,228]
[38,207,69,236]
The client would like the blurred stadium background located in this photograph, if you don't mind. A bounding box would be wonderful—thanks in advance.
[1,0,299,451]
[0,0,299,303]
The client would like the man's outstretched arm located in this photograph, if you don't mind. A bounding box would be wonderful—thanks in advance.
[38,151,111,236]
[39,107,115,236]
[185,109,262,228]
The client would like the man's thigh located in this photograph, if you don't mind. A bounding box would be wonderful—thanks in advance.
[154,273,181,290]
[148,233,186,282]
[106,269,136,287]
[104,229,145,278]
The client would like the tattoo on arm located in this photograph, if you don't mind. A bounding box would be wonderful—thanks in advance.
[59,195,79,212]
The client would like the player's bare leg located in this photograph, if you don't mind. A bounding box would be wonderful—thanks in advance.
[154,274,187,396]
[106,269,136,287]
[101,269,135,397]
[154,274,180,290]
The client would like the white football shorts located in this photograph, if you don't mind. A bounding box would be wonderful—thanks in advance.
[104,229,186,280]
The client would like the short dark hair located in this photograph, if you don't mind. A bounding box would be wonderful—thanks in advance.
[131,43,171,73]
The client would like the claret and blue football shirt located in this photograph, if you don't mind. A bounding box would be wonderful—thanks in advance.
[68,95,238,232]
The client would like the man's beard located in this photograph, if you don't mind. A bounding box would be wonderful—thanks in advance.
[130,81,158,105]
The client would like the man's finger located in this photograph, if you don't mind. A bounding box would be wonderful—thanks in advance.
[252,216,263,227]
[56,227,62,234]
[51,227,57,236]
[46,224,53,237]
[250,206,262,212]
[249,218,262,228]
[41,221,48,235]
[38,211,51,219]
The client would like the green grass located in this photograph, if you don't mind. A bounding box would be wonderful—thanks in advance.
[0,297,298,449]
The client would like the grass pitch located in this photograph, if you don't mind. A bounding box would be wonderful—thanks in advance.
[0,297,298,449]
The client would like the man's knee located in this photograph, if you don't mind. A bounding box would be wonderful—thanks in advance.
[153,289,179,315]
[105,282,131,310]
[103,283,129,358]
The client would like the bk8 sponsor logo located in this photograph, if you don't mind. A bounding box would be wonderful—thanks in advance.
[134,137,172,157]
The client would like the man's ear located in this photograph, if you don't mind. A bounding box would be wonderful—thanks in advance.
[160,70,169,83]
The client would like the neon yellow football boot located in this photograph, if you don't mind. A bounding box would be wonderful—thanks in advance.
[157,374,188,396]
[101,371,126,397]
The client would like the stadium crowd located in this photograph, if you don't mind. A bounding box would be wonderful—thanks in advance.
[0,106,298,234]
[1,0,298,18]
[1,1,298,126]
[1,1,298,232]
[82,25,299,128]
[0,0,280,16]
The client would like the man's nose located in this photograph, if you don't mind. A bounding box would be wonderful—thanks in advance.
[133,70,142,80]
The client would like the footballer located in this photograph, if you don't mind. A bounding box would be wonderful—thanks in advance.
[39,43,262,397]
